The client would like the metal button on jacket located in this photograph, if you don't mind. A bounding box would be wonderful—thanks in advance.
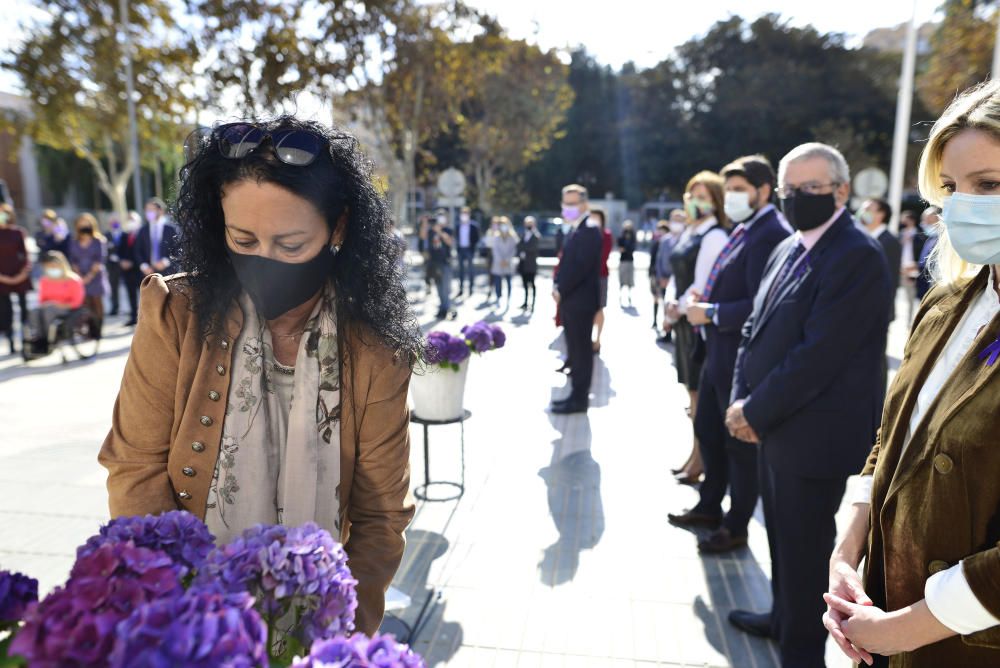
[221,340,230,350]
[208,391,221,402]
[177,491,192,500]
[216,365,226,375]
[933,454,954,475]
[928,560,949,575]
[191,441,205,453]
[182,467,196,477]
[200,415,214,427]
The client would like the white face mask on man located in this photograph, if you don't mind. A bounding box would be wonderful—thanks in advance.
[724,191,756,223]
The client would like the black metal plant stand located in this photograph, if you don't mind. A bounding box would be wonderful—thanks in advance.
[410,410,469,502]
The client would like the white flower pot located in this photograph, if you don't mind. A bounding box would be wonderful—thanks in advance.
[409,359,470,421]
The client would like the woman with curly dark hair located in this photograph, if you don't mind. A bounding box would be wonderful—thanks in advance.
[98,117,422,635]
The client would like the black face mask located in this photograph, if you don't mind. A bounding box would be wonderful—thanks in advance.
[227,244,335,319]
[780,192,836,231]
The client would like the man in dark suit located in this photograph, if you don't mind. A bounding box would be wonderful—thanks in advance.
[724,143,891,667]
[551,184,602,415]
[455,206,481,296]
[668,156,791,554]
[105,217,126,316]
[860,197,902,322]
[135,197,179,278]
[119,214,143,326]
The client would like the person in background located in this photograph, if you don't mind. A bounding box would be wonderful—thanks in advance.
[489,216,518,311]
[724,142,890,666]
[824,77,1000,668]
[669,155,790,553]
[135,197,178,278]
[649,220,669,332]
[899,209,929,323]
[417,214,434,296]
[664,173,729,485]
[483,216,501,304]
[106,215,126,317]
[617,220,637,307]
[860,197,903,325]
[455,206,480,297]
[0,203,31,354]
[25,250,85,352]
[653,212,685,341]
[551,184,603,414]
[518,215,540,312]
[35,209,68,256]
[916,206,941,301]
[592,208,614,354]
[421,209,455,320]
[120,211,143,326]
[69,213,109,341]
[860,197,903,396]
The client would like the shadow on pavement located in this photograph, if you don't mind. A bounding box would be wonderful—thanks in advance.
[0,344,130,382]
[381,529,462,666]
[538,414,605,587]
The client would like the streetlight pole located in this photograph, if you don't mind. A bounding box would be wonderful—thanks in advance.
[887,0,919,232]
[993,6,1000,78]
[119,0,143,210]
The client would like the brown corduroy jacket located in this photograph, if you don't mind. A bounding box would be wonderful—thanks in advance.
[98,274,415,635]
[863,267,1000,667]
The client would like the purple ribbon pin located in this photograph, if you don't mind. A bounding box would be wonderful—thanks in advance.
[980,335,1000,367]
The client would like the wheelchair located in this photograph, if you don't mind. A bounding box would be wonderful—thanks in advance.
[21,306,100,364]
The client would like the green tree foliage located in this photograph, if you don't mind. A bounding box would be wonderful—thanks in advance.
[6,0,196,220]
[918,0,998,114]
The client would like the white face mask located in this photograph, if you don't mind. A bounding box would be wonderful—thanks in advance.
[460,214,470,223]
[45,267,63,279]
[941,192,1000,265]
[724,191,755,223]
[501,224,510,234]
[669,222,685,235]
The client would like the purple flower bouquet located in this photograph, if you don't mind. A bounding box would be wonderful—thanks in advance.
[424,320,506,372]
[0,512,423,668]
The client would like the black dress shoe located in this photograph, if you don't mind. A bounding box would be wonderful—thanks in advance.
[556,364,571,374]
[674,471,702,486]
[728,610,772,638]
[550,400,588,414]
[698,527,748,554]
[667,509,722,528]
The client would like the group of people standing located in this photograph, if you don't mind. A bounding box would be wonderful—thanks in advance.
[0,197,178,356]
[418,206,541,319]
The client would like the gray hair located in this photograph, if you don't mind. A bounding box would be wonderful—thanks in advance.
[777,142,850,187]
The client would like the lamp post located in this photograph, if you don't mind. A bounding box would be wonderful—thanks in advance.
[887,0,919,232]
[119,0,143,209]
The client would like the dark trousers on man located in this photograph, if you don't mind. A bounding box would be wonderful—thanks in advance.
[123,270,141,324]
[693,371,758,536]
[107,261,122,315]
[562,304,595,403]
[759,449,846,667]
[457,247,475,293]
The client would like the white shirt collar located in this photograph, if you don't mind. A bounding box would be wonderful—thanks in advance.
[693,216,718,234]
[867,223,888,239]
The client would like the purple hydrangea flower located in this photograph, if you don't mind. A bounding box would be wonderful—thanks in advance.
[0,570,38,623]
[292,633,426,668]
[461,322,493,353]
[108,588,268,668]
[488,323,506,349]
[425,331,470,366]
[78,511,215,577]
[9,543,184,667]
[195,523,358,647]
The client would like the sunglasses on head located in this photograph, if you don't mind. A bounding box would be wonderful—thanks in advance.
[184,122,340,166]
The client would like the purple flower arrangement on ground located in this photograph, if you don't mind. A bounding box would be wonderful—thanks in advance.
[0,512,424,668]
[424,320,506,371]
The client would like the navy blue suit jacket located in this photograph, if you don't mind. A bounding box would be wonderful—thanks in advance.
[134,221,179,270]
[703,207,790,393]
[732,210,891,479]
[556,216,602,313]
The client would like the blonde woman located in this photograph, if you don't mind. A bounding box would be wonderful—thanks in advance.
[69,213,108,339]
[825,80,1000,667]
[489,216,518,308]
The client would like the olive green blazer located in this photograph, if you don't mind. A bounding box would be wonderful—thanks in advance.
[863,267,1000,667]
[98,274,415,636]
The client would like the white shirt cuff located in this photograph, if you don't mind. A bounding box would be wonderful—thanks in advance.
[853,474,874,505]
[925,561,1000,635]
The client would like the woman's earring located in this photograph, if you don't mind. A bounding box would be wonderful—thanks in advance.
[331,244,341,256]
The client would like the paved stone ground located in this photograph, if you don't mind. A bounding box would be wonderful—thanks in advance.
[0,250,911,667]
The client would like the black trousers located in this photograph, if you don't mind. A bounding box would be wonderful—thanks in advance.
[759,449,846,667]
[107,261,122,314]
[693,370,758,536]
[563,304,595,402]
[123,270,141,321]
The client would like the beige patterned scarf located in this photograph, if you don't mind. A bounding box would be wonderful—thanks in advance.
[206,287,342,545]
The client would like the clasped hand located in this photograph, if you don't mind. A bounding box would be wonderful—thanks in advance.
[724,400,759,444]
